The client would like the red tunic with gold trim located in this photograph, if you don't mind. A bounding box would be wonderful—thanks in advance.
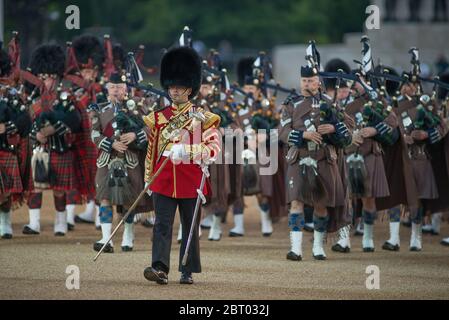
[143,102,221,199]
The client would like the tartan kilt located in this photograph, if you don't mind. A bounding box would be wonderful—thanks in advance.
[27,150,78,192]
[0,150,23,194]
[72,106,97,197]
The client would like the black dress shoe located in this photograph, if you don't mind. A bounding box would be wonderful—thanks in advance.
[180,272,193,285]
[303,225,314,233]
[401,221,412,228]
[430,230,440,236]
[22,226,40,235]
[1,234,12,239]
[331,243,350,253]
[144,267,168,285]
[142,219,154,228]
[440,240,449,247]
[67,223,75,231]
[410,246,422,252]
[354,230,364,237]
[74,215,94,224]
[382,241,400,251]
[93,242,114,253]
[313,254,327,260]
[286,251,302,261]
[121,246,133,252]
[229,231,244,237]
[363,247,375,252]
[262,232,272,237]
[54,232,66,237]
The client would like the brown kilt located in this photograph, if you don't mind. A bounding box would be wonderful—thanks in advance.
[0,150,23,194]
[411,158,439,199]
[95,159,144,206]
[204,161,230,216]
[287,146,345,208]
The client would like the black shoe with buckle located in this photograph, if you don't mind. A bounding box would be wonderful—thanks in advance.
[75,215,94,224]
[144,267,168,285]
[382,241,400,251]
[22,225,40,235]
[93,242,114,253]
[180,272,193,285]
[331,243,350,253]
[286,251,302,261]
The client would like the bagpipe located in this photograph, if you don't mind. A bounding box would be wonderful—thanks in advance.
[0,85,31,152]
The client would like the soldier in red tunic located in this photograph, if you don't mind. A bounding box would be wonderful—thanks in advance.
[142,47,220,285]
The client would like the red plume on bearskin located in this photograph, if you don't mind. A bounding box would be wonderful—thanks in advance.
[7,31,20,78]
[135,45,157,75]
[103,35,115,80]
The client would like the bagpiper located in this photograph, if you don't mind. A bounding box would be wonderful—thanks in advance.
[65,34,105,230]
[142,46,220,285]
[279,41,353,261]
[0,46,32,239]
[23,44,85,236]
[90,69,149,253]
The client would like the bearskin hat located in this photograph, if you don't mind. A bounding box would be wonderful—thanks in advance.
[29,44,65,77]
[323,58,351,89]
[237,57,256,87]
[438,72,449,100]
[72,34,104,70]
[0,49,12,77]
[113,44,126,71]
[374,65,400,97]
[160,46,202,100]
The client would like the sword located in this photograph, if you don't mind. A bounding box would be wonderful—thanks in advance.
[181,162,210,266]
[93,154,172,262]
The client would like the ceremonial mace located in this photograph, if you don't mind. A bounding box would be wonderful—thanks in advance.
[181,162,210,266]
[93,153,172,262]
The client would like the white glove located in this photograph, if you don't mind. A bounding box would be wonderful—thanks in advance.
[170,144,188,162]
[144,182,152,197]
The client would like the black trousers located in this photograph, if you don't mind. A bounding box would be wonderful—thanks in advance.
[151,192,201,274]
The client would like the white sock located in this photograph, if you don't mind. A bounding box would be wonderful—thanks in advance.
[290,231,303,256]
[79,200,96,222]
[387,222,400,246]
[313,230,326,257]
[0,212,5,236]
[410,223,422,249]
[95,205,100,228]
[66,204,76,225]
[230,214,245,234]
[208,215,222,240]
[336,226,351,248]
[363,224,374,248]
[121,222,134,248]
[54,211,67,234]
[100,223,113,246]
[260,209,273,235]
[27,209,41,232]
[2,211,12,235]
[432,213,442,234]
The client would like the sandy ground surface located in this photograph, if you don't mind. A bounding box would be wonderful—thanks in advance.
[1,192,449,300]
